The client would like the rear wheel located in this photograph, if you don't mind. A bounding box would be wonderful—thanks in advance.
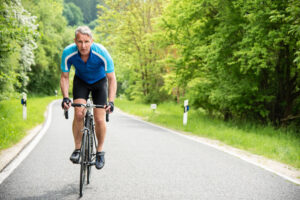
[79,131,87,197]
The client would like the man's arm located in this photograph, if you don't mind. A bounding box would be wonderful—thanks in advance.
[60,72,71,109]
[60,72,70,98]
[106,72,117,102]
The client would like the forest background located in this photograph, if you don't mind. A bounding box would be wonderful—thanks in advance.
[0,0,299,131]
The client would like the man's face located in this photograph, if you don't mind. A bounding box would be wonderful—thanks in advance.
[74,33,93,56]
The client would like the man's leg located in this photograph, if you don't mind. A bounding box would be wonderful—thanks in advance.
[94,108,106,169]
[69,98,86,163]
[70,75,90,163]
[72,98,86,149]
[93,108,106,152]
[91,77,107,169]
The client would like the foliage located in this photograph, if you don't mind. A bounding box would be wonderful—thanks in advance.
[63,2,83,26]
[1,0,299,130]
[160,0,300,126]
[95,0,300,127]
[23,0,71,95]
[96,0,170,103]
[0,0,38,99]
[64,0,103,25]
[87,19,98,30]
[0,0,71,98]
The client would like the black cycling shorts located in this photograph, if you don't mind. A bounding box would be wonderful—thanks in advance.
[73,75,107,105]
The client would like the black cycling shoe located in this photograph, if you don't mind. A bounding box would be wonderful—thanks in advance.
[70,149,81,164]
[95,152,105,170]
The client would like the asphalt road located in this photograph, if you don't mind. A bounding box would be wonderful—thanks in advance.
[0,101,299,200]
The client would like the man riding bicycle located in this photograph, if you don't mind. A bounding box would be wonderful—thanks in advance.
[60,26,117,170]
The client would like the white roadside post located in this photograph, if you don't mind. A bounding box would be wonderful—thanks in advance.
[21,93,27,120]
[150,104,157,112]
[183,99,189,125]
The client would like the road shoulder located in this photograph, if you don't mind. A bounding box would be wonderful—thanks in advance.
[0,125,43,172]
[0,100,56,173]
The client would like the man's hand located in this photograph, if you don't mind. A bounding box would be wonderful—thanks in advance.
[61,97,72,110]
[106,101,114,113]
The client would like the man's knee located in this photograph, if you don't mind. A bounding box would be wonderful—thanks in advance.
[94,116,105,125]
[74,109,85,121]
[94,108,106,126]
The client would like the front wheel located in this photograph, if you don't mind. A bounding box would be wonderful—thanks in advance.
[87,119,96,184]
[79,130,88,197]
[87,129,93,184]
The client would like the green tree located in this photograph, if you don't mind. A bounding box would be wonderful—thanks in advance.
[233,0,300,125]
[63,2,83,26]
[96,0,169,103]
[64,0,103,25]
[0,0,20,99]
[23,0,70,95]
[0,0,38,99]
[161,0,300,126]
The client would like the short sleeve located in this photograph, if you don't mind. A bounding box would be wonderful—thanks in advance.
[61,45,77,72]
[61,49,70,72]
[101,46,114,73]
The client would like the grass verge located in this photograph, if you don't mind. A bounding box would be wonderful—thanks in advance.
[115,98,300,169]
[0,96,57,151]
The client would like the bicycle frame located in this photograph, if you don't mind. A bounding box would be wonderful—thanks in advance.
[82,100,98,167]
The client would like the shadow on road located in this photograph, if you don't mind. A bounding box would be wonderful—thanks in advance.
[14,183,80,200]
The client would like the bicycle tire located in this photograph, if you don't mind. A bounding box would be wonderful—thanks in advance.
[86,129,92,184]
[80,130,88,197]
[86,115,92,184]
[87,117,96,184]
[87,132,92,184]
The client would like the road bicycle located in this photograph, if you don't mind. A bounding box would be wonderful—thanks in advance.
[64,99,109,197]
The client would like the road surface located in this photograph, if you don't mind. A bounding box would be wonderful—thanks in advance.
[0,101,299,199]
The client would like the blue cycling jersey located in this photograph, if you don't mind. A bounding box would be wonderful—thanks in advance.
[61,43,114,84]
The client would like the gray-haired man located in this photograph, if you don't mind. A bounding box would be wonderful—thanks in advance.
[60,26,117,169]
